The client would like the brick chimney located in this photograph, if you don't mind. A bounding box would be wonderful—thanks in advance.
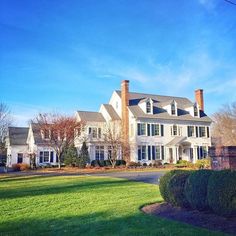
[121,80,130,162]
[195,89,204,111]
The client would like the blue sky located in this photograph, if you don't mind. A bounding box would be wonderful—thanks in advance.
[0,0,236,125]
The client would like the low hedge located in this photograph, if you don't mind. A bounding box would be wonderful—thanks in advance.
[184,169,213,210]
[159,170,186,203]
[207,170,236,217]
[168,171,193,208]
[91,159,126,167]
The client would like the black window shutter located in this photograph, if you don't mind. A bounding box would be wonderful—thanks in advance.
[207,127,210,138]
[88,127,92,134]
[161,125,164,136]
[152,146,155,160]
[50,152,54,163]
[137,124,141,136]
[138,148,141,160]
[200,146,203,158]
[161,146,164,160]
[56,154,59,162]
[148,146,151,160]
[196,127,199,137]
[187,126,190,137]
[197,146,200,159]
[147,124,150,136]
[39,152,43,163]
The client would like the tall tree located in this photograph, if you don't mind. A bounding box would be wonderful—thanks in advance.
[63,145,78,167]
[212,102,236,146]
[77,141,90,168]
[0,102,13,153]
[35,113,84,169]
[103,121,123,168]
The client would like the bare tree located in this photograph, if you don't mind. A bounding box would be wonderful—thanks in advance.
[103,121,123,168]
[212,102,236,146]
[35,113,84,169]
[0,102,13,151]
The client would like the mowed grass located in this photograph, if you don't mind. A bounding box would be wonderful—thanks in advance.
[0,175,224,236]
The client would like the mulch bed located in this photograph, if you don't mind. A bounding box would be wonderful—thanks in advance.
[142,203,236,235]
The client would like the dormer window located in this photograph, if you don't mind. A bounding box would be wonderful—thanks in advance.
[146,101,151,113]
[194,105,198,117]
[171,103,176,115]
[42,129,50,140]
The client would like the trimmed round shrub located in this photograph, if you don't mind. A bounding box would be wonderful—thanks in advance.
[159,170,186,203]
[168,171,193,208]
[91,160,100,167]
[115,160,126,166]
[184,169,213,211]
[142,163,147,167]
[207,170,236,217]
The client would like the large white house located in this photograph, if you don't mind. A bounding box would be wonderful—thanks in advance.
[75,80,212,164]
[5,80,212,166]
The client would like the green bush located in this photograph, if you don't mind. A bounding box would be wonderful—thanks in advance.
[159,170,186,203]
[175,160,193,168]
[168,171,193,208]
[91,160,100,167]
[184,170,213,210]
[195,158,211,169]
[115,160,126,166]
[207,170,236,217]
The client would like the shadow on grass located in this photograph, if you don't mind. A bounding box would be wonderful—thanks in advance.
[0,176,133,200]
[0,210,221,236]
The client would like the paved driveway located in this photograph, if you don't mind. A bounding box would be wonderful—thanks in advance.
[90,171,166,185]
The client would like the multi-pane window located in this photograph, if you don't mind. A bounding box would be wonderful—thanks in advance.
[172,125,178,136]
[199,126,206,137]
[39,151,50,163]
[151,124,159,136]
[171,103,176,115]
[137,123,146,135]
[202,146,208,158]
[44,130,50,139]
[95,146,104,160]
[89,127,102,139]
[17,153,23,163]
[141,146,146,159]
[188,126,195,137]
[146,101,151,113]
[154,146,161,160]
[138,146,146,160]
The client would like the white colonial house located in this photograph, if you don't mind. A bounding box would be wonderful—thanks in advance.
[6,123,58,167]
[75,80,212,164]
[5,80,212,166]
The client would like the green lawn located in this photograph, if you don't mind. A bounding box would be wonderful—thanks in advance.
[0,175,224,236]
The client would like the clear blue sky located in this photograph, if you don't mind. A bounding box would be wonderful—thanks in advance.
[0,0,236,126]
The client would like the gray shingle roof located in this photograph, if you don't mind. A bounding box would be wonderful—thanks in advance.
[115,90,212,122]
[102,104,120,120]
[8,127,29,145]
[77,111,105,122]
[31,123,49,145]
